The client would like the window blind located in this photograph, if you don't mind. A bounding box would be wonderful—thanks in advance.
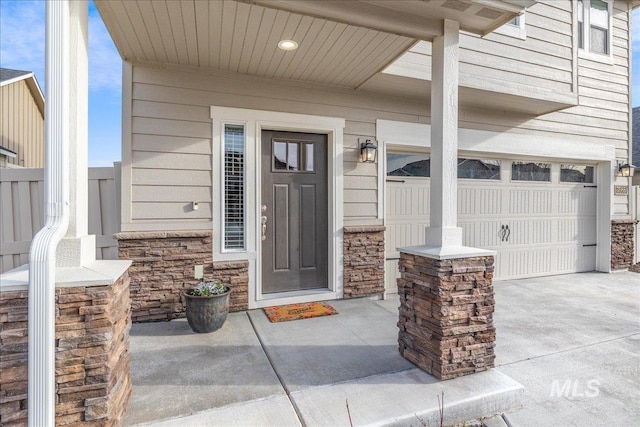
[224,124,245,250]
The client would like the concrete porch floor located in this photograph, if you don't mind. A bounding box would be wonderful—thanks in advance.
[123,271,639,426]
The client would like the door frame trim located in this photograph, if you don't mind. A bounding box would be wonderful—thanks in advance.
[211,106,345,309]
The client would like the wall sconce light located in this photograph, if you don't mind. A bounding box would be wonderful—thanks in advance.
[360,139,378,163]
[617,162,635,177]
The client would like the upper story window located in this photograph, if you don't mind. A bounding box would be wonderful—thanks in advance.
[496,14,526,39]
[578,0,611,56]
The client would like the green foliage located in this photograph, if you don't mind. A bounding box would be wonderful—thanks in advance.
[191,280,228,296]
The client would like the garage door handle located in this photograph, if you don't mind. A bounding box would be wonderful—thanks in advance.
[505,225,510,242]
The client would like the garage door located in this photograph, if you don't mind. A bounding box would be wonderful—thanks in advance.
[385,152,597,292]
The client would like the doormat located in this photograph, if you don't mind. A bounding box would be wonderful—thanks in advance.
[263,302,338,323]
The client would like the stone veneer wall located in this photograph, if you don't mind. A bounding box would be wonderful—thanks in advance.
[343,226,385,298]
[116,231,248,322]
[611,220,637,270]
[397,253,496,380]
[0,272,131,426]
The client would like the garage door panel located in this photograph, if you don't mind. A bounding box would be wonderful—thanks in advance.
[558,188,597,214]
[461,221,501,248]
[386,220,428,257]
[385,154,597,290]
[480,189,501,214]
[458,188,476,215]
[528,220,553,245]
[557,246,596,272]
[557,218,597,243]
[387,182,429,216]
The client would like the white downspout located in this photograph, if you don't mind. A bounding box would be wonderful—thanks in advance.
[28,1,70,425]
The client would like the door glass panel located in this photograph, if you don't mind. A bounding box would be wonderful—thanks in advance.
[387,153,430,177]
[273,140,316,172]
[561,165,595,183]
[287,142,299,171]
[511,162,551,182]
[305,144,314,171]
[458,158,501,180]
[274,142,287,170]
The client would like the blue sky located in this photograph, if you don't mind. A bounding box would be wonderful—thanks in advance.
[1,2,639,167]
[0,0,121,167]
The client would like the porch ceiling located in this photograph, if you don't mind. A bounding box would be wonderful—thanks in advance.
[94,0,533,89]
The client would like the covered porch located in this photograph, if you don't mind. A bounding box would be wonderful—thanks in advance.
[123,271,640,426]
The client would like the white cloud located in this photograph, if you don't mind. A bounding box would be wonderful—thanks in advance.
[0,1,121,93]
[0,1,46,86]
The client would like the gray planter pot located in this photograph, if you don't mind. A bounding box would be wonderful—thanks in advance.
[184,288,231,333]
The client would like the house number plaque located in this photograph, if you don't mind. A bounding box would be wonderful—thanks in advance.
[614,185,628,196]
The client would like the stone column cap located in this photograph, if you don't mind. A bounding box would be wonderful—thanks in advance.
[398,245,496,260]
[0,260,132,291]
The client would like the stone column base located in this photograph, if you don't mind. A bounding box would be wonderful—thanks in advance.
[0,262,132,426]
[611,219,638,270]
[397,252,496,380]
[343,226,385,298]
[115,230,250,321]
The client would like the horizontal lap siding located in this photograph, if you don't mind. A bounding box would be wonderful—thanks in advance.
[129,1,632,224]
[130,66,427,227]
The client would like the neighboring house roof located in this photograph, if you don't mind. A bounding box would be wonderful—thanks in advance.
[0,68,45,116]
[0,145,18,158]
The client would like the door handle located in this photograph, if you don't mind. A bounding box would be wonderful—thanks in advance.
[261,215,267,241]
[505,225,510,242]
[500,225,506,242]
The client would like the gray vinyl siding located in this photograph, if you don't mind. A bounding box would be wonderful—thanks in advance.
[128,65,427,228]
[126,1,632,228]
[0,79,44,168]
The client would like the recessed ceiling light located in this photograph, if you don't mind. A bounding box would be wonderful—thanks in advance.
[278,40,298,51]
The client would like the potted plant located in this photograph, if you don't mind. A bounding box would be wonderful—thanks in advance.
[183,280,231,333]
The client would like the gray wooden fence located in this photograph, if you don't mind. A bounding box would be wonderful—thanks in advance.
[0,165,121,273]
[634,186,640,265]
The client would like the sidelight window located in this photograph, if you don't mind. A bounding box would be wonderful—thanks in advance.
[223,124,246,250]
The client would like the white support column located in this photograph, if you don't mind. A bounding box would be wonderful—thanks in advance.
[57,0,95,267]
[425,19,463,248]
[28,2,71,425]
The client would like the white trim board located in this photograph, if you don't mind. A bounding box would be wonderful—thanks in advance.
[376,120,616,162]
[211,106,345,309]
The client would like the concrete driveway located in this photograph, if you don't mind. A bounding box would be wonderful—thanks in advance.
[123,271,639,426]
[493,271,640,426]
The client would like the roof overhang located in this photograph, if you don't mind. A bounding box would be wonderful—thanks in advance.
[95,0,535,91]
[0,72,45,117]
[242,0,537,40]
[0,146,17,158]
